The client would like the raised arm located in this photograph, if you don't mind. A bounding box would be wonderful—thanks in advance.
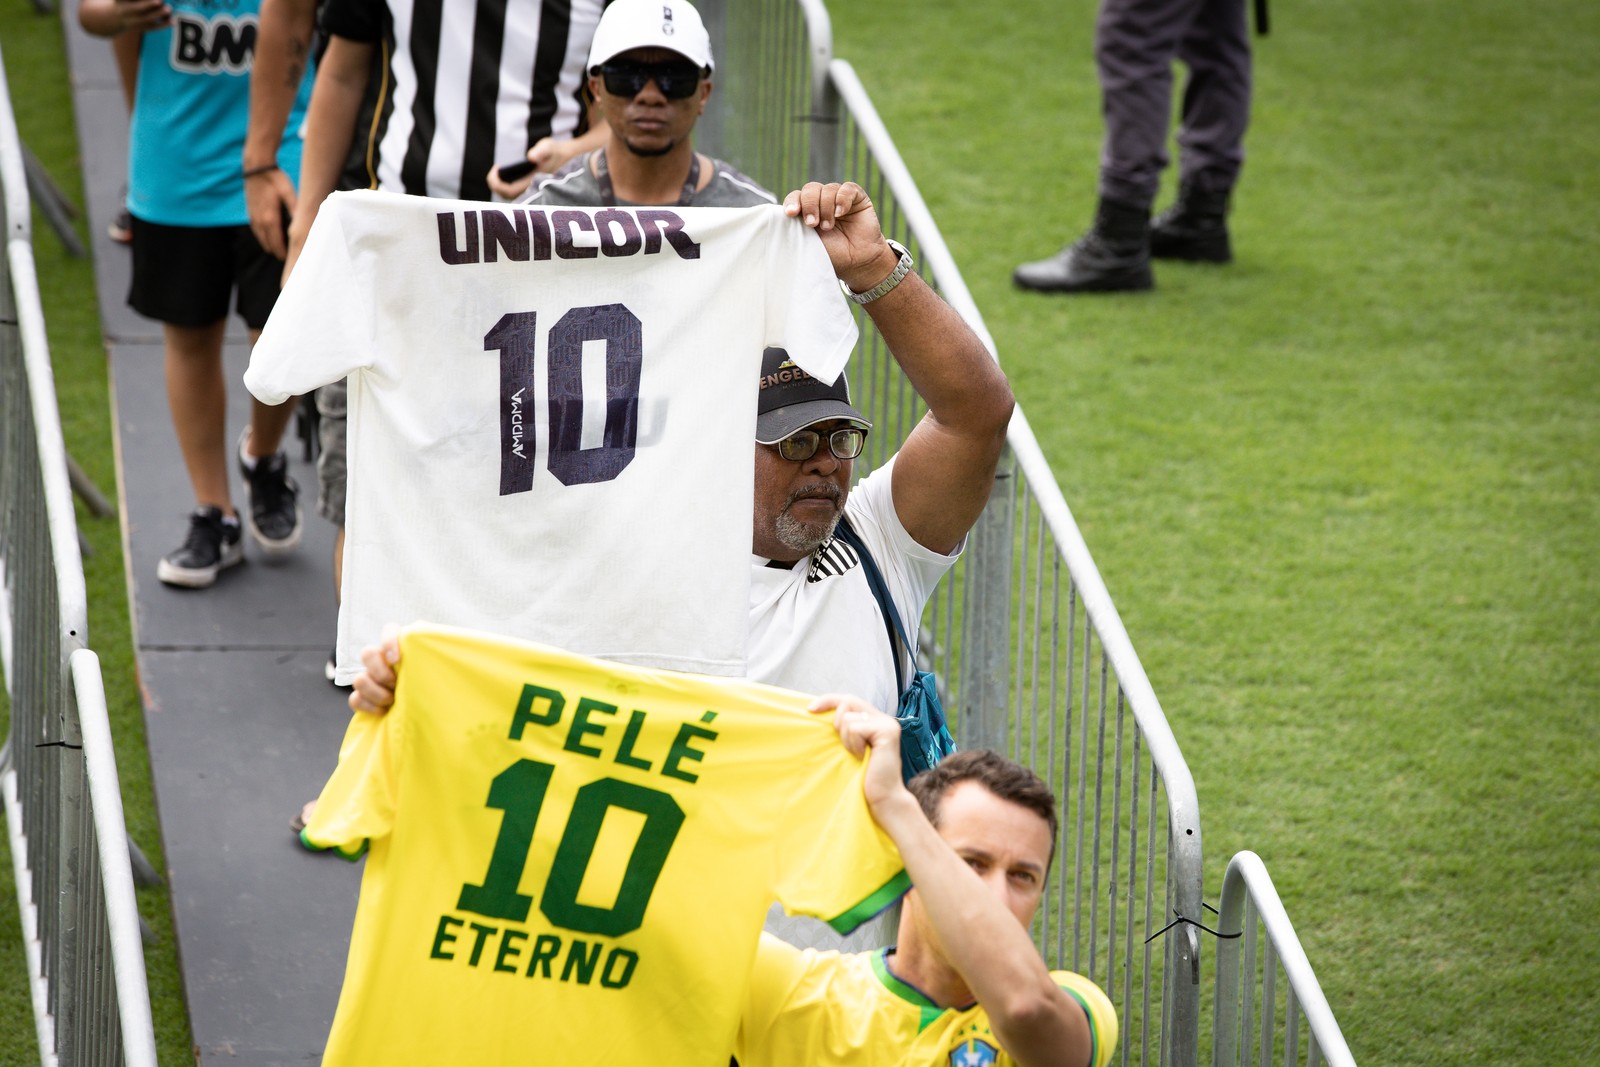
[784,182,1014,556]
[243,0,317,259]
[823,695,1094,1067]
[282,35,375,280]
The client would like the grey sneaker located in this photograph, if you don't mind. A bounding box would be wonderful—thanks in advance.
[238,429,302,555]
[157,507,244,588]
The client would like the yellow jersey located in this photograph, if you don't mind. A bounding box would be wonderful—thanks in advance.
[304,624,909,1065]
[736,933,1119,1067]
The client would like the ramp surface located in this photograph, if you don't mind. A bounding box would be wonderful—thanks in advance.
[63,7,362,1060]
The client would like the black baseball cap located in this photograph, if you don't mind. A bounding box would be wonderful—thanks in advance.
[755,347,870,444]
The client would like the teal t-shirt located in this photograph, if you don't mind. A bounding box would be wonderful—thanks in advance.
[127,0,312,227]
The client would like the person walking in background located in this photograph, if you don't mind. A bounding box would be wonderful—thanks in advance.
[78,0,312,587]
[1013,0,1252,293]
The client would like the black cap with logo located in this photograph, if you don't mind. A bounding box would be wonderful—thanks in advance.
[754,347,870,444]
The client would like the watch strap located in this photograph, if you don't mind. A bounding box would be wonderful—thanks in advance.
[843,239,914,305]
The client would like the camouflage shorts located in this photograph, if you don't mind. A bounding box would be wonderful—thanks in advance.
[315,378,347,527]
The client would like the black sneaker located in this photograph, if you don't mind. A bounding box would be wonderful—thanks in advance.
[239,429,302,556]
[325,647,352,690]
[157,506,244,588]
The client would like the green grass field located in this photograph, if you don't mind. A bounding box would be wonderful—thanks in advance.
[0,10,195,1064]
[834,1,1599,1063]
[3,0,1597,1063]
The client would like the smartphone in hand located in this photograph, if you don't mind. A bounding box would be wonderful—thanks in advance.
[496,158,537,183]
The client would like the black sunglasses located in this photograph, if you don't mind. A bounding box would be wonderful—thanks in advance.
[597,59,704,100]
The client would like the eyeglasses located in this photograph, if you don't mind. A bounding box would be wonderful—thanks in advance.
[773,426,866,463]
[597,59,704,100]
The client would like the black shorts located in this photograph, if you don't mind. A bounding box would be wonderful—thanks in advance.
[127,217,284,329]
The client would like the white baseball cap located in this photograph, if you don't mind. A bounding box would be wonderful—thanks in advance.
[588,0,714,73]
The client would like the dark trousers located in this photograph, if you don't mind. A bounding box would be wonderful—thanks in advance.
[1095,0,1252,209]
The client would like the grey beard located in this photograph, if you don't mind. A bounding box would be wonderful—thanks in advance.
[774,487,844,554]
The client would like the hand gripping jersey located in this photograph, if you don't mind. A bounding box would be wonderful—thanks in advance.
[304,624,909,1065]
[245,192,857,682]
[735,934,1119,1067]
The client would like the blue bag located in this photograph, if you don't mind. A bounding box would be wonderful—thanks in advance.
[832,518,958,783]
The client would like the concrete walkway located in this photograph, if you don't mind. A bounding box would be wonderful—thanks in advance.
[59,8,896,1059]
[63,9,360,1063]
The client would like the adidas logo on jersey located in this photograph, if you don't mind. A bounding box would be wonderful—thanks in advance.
[807,536,861,583]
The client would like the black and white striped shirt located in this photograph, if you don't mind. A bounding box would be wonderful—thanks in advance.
[322,0,606,201]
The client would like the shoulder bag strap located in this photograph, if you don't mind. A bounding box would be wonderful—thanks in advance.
[831,516,910,694]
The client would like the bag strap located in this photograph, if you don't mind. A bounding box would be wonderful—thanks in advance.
[830,516,910,694]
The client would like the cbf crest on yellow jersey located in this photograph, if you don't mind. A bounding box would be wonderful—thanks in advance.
[303,624,908,1065]
[735,933,1119,1067]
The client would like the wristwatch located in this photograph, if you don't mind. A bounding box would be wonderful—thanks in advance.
[842,239,914,305]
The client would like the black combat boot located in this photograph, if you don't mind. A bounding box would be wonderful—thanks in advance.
[1012,199,1153,293]
[1150,182,1233,263]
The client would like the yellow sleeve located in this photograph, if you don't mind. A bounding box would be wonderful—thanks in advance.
[770,723,909,934]
[300,699,404,860]
[1052,971,1119,1067]
[734,933,813,1067]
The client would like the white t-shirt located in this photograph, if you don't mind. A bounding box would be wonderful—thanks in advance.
[246,191,857,682]
[746,458,959,716]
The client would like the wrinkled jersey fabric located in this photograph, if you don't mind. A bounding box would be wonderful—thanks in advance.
[737,933,1119,1067]
[246,193,857,681]
[305,624,908,1065]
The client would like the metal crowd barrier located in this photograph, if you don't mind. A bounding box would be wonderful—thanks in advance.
[826,65,1207,1067]
[0,39,157,1067]
[708,4,1225,1064]
[1213,852,1355,1067]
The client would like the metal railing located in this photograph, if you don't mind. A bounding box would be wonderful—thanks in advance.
[711,6,1209,1063]
[1212,852,1356,1067]
[714,9,1359,1064]
[0,38,157,1067]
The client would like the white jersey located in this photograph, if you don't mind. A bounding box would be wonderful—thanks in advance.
[247,191,857,681]
[746,458,959,715]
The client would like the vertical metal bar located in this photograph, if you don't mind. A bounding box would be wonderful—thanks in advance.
[969,478,1013,753]
[1142,764,1160,1067]
[1088,646,1108,985]
[1121,714,1140,1067]
[1285,986,1301,1067]
[1261,940,1278,1067]
[694,0,727,157]
[1011,490,1032,765]
[1072,606,1091,974]
[1241,905,1259,1067]
[1107,686,1124,1005]
[1049,553,1064,967]
[799,0,838,181]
